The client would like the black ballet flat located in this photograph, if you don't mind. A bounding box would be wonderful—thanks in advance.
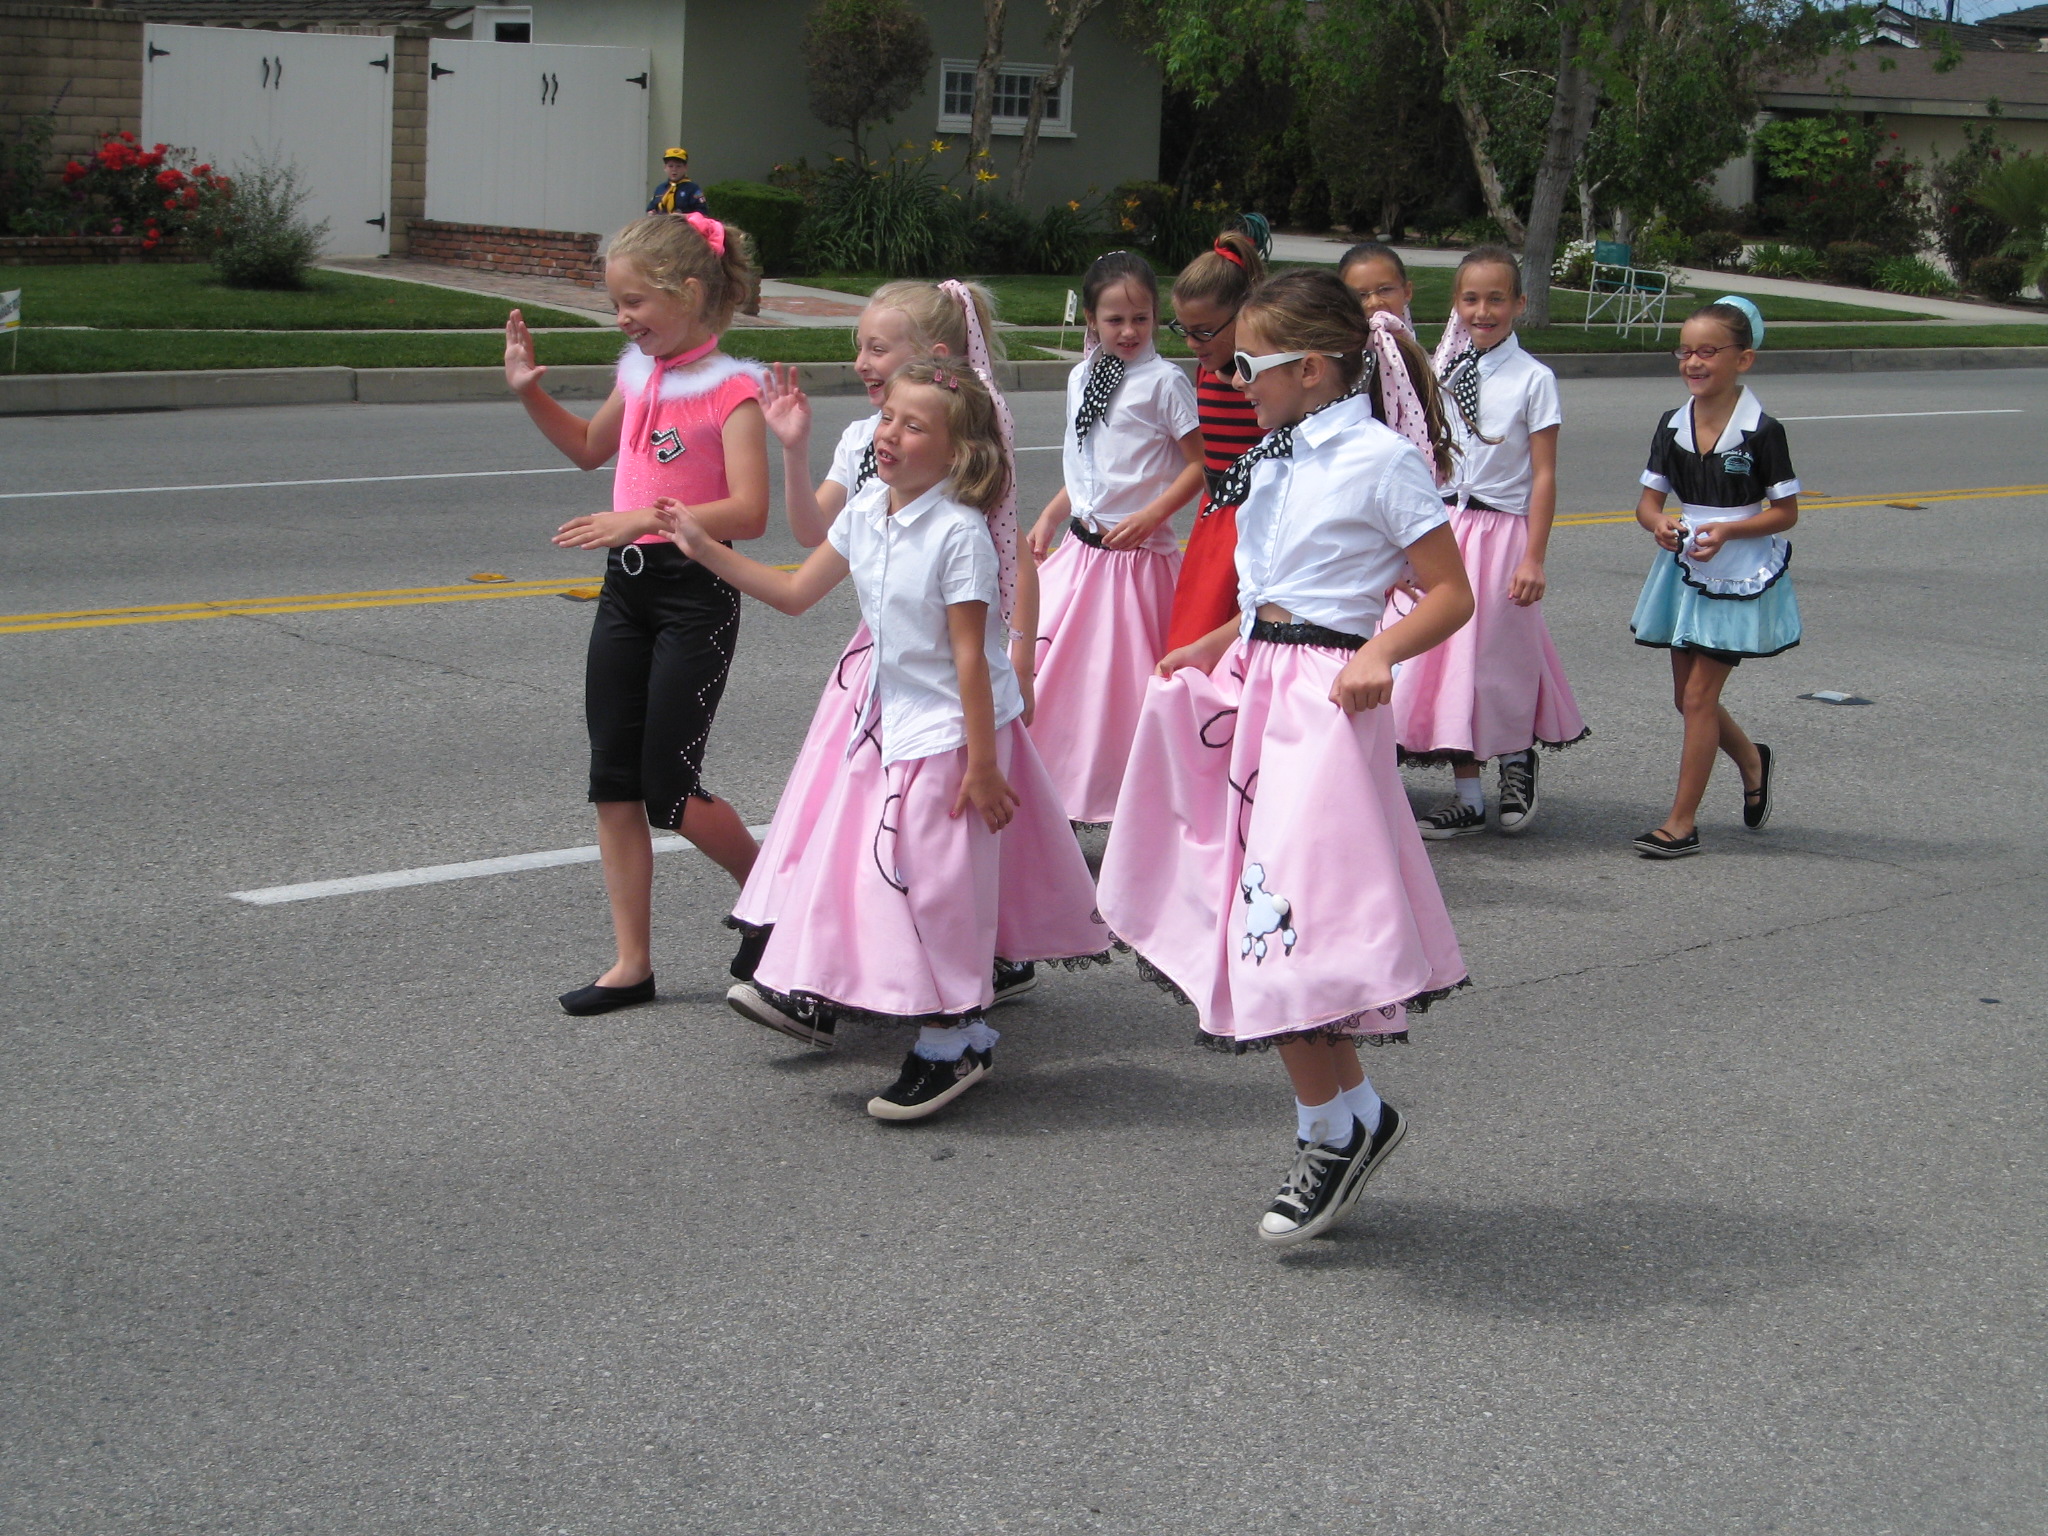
[558,974,656,1016]
[1743,743,1774,830]
[1632,827,1702,859]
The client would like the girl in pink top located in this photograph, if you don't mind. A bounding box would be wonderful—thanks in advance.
[503,211,768,1016]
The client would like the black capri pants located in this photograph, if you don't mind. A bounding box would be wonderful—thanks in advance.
[584,541,742,830]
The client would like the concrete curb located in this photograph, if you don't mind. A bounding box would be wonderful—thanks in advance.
[4,347,2046,415]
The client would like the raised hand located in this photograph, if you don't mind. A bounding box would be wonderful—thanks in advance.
[652,496,709,558]
[504,309,547,395]
[759,362,813,447]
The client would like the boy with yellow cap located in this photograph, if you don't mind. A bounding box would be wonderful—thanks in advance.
[647,149,706,215]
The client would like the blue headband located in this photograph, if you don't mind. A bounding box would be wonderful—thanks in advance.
[1712,294,1765,349]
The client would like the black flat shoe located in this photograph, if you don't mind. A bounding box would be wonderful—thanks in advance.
[558,974,655,1016]
[1632,827,1702,859]
[1743,743,1774,830]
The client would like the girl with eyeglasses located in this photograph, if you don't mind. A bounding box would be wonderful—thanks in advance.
[1026,251,1206,827]
[1098,269,1473,1248]
[1161,230,1267,651]
[1398,246,1589,841]
[1338,241,1414,327]
[1628,297,1800,859]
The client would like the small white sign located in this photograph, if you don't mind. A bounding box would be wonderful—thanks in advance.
[1063,289,1078,325]
[0,290,19,331]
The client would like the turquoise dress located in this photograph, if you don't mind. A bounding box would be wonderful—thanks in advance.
[1630,386,1801,664]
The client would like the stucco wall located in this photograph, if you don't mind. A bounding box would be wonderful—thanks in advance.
[520,0,1159,215]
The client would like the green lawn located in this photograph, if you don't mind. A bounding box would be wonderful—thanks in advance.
[5,326,1052,373]
[1013,321,2048,358]
[805,267,1921,327]
[5,263,599,330]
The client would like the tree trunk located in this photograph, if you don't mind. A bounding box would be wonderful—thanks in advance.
[1013,0,1103,199]
[1445,84,1527,246]
[968,0,1009,184]
[1520,24,1605,328]
[1576,172,1601,248]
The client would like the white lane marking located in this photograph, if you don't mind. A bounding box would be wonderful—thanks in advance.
[230,826,772,905]
[1779,409,2025,422]
[1015,445,1062,452]
[0,466,583,502]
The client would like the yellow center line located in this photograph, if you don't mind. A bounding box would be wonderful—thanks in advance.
[5,483,2040,636]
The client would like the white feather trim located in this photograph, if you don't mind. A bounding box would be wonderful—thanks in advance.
[617,343,769,402]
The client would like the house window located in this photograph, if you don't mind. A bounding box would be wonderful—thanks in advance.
[937,60,1075,137]
[471,6,534,42]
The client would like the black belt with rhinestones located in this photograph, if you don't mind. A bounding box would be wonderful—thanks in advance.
[1249,618,1368,652]
[1067,517,1108,549]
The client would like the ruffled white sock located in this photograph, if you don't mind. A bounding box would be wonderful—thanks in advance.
[1455,776,1485,811]
[914,1024,971,1062]
[963,1017,1000,1053]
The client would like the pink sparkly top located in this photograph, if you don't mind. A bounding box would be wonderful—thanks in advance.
[612,343,765,543]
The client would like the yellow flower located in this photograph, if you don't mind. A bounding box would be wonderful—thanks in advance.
[974,167,998,183]
[931,139,949,154]
[1067,200,1080,212]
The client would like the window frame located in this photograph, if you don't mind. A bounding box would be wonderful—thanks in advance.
[936,59,1076,139]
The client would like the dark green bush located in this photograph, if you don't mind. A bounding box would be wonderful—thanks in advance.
[797,154,966,277]
[1028,200,1100,276]
[960,192,1033,272]
[204,150,327,289]
[1110,180,1227,271]
[705,180,805,275]
[1688,230,1745,271]
[1871,254,1956,296]
[1967,254,2024,302]
[1822,240,1883,287]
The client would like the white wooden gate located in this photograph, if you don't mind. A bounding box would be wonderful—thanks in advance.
[423,40,651,237]
[141,25,394,258]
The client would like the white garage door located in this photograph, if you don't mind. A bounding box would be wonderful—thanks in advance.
[142,24,395,258]
[424,40,651,236]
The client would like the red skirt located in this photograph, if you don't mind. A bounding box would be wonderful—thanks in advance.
[1165,499,1240,652]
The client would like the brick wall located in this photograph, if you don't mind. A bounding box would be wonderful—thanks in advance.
[0,233,199,264]
[388,33,427,256]
[0,4,145,178]
[404,219,602,286]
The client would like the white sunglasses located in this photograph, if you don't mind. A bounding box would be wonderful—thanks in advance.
[1230,348,1343,381]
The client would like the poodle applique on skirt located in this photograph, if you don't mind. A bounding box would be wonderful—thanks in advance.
[1098,634,1468,1050]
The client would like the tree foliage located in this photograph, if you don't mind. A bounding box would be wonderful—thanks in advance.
[801,0,934,160]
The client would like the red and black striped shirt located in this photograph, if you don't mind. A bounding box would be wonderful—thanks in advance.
[1196,366,1262,498]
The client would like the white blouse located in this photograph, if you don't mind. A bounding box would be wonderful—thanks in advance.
[1234,395,1449,639]
[1060,348,1200,555]
[821,412,880,492]
[828,480,1025,767]
[1440,333,1562,517]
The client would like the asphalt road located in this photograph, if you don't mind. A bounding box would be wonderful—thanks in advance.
[3,369,2044,1535]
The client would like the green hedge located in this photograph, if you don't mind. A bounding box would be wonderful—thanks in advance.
[705,181,806,276]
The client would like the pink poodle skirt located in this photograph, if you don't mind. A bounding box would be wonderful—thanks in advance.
[1097,633,1468,1051]
[730,624,873,933]
[751,717,1110,1024]
[1027,527,1181,826]
[1386,504,1588,762]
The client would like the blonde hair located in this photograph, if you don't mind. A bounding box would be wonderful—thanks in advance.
[885,357,1011,515]
[1240,268,1454,480]
[1171,227,1265,312]
[868,279,1006,363]
[606,214,757,333]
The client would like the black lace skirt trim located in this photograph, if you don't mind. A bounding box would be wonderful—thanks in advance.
[1398,727,1593,767]
[1031,950,1116,972]
[1113,936,1468,1051]
[1070,818,1112,833]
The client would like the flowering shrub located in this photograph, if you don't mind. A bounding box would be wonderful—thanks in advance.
[1552,238,1597,287]
[1753,117,1925,255]
[55,131,230,247]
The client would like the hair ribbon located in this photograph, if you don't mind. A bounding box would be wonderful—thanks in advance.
[682,211,725,255]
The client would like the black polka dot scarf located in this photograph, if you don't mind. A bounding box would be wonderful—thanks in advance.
[1210,424,1295,508]
[1073,351,1126,443]
[854,442,877,489]
[1441,344,1482,436]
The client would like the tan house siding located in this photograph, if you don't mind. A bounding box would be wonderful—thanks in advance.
[0,3,146,174]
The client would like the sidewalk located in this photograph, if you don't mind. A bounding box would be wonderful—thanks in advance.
[1266,232,2043,322]
[319,257,875,330]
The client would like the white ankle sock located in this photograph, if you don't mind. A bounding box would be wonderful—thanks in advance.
[1339,1078,1383,1135]
[962,1017,1000,1052]
[1295,1097,1343,1145]
[914,1024,971,1062]
[1455,777,1485,811]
